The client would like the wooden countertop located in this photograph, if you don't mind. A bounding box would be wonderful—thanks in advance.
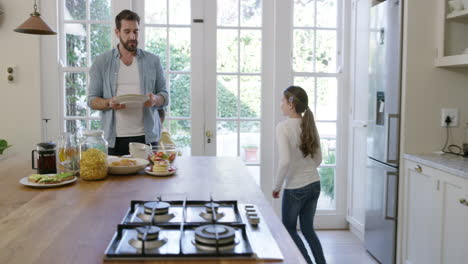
[0,154,306,264]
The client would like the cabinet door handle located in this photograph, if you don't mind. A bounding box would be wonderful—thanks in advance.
[415,165,422,173]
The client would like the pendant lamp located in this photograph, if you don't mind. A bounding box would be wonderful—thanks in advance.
[14,0,56,35]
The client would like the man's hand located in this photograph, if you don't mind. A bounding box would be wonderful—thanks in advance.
[144,93,164,108]
[108,97,126,110]
[272,190,280,199]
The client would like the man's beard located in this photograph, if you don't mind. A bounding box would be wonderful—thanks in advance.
[120,38,138,52]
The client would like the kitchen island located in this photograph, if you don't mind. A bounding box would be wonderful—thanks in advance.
[0,154,306,264]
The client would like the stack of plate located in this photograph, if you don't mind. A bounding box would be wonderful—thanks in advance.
[114,94,148,106]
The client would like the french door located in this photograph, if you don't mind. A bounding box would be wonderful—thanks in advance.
[47,0,346,228]
[134,0,266,184]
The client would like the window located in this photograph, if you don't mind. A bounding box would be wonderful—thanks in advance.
[60,0,112,133]
[292,0,341,210]
[215,0,263,182]
[142,0,192,156]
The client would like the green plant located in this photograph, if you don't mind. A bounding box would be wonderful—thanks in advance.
[319,150,335,199]
[0,139,12,155]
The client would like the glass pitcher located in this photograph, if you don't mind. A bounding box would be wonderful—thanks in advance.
[57,132,80,175]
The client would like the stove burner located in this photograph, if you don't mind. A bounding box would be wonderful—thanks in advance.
[204,202,220,213]
[129,226,167,250]
[193,224,238,251]
[200,202,225,221]
[136,226,160,241]
[128,238,167,250]
[200,211,225,221]
[143,201,171,215]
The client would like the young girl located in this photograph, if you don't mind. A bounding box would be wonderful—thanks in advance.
[273,86,326,264]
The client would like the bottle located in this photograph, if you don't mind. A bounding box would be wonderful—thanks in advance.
[79,130,108,180]
[463,123,468,157]
[57,132,80,175]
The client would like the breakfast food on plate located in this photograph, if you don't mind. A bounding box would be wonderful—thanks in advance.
[80,148,108,181]
[110,158,137,166]
[147,160,176,174]
[152,160,169,173]
[150,151,176,163]
[28,172,74,184]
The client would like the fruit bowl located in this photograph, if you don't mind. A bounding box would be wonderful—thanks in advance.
[149,145,178,164]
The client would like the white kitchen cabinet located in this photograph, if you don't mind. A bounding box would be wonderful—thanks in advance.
[439,175,468,264]
[434,0,468,67]
[403,159,468,264]
[404,160,442,264]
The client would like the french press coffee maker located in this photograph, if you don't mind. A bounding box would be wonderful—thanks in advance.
[31,142,57,174]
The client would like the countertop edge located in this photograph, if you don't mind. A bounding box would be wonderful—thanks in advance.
[404,153,468,180]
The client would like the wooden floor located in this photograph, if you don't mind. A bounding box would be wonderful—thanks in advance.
[299,230,380,264]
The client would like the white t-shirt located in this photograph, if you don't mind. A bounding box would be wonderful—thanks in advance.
[115,58,145,137]
[274,118,322,192]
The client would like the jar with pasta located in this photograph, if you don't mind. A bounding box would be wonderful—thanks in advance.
[79,130,108,181]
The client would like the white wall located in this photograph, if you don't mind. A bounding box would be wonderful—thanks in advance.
[398,0,468,263]
[401,0,468,156]
[0,0,45,155]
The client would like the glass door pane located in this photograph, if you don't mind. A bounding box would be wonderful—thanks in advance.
[215,0,263,185]
[293,0,340,212]
[62,0,112,133]
[143,0,192,156]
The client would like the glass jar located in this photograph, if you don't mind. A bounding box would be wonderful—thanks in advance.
[79,130,108,180]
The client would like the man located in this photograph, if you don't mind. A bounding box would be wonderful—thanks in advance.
[87,10,168,156]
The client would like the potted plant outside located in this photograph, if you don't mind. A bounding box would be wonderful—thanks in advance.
[242,144,258,162]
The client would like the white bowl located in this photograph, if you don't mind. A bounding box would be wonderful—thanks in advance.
[129,142,152,159]
[107,157,149,175]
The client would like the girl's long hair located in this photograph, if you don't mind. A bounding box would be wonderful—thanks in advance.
[284,86,320,158]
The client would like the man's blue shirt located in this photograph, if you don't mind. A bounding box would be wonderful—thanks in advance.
[87,47,168,147]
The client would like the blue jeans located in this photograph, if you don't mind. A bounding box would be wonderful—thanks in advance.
[282,181,326,264]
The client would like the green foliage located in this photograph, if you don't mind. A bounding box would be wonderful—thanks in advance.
[0,139,12,155]
[319,145,335,199]
[65,0,111,133]
[63,0,336,153]
[146,35,259,145]
[242,0,262,18]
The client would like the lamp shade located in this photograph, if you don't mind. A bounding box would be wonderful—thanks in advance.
[14,13,56,35]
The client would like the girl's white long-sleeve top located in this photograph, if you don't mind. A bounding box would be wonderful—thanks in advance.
[274,118,322,192]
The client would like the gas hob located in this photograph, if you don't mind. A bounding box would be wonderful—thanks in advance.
[104,197,283,261]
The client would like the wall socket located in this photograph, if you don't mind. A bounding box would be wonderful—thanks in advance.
[441,108,458,127]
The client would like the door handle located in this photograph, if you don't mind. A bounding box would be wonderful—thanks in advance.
[384,171,398,220]
[205,130,212,144]
[379,27,385,45]
[386,114,400,164]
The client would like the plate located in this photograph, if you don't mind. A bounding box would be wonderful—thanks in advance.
[114,94,148,104]
[107,157,149,175]
[144,166,176,177]
[19,175,77,188]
